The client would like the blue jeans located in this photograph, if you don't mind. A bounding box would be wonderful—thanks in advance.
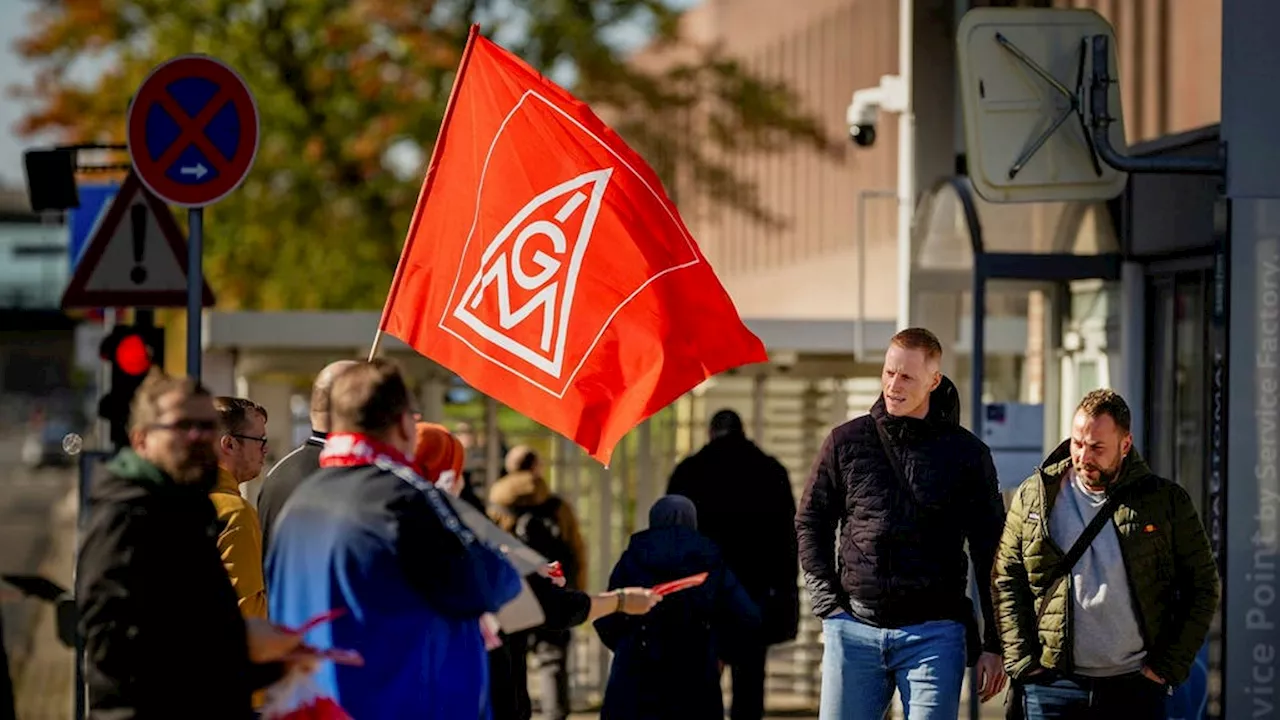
[1021,671,1168,720]
[819,613,966,720]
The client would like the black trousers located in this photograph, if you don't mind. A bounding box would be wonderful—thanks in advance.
[728,638,769,720]
[489,640,521,720]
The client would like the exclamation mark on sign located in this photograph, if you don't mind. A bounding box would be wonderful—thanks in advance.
[130,204,148,285]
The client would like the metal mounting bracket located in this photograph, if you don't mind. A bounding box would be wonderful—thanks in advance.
[994,32,1103,180]
[1087,34,1225,176]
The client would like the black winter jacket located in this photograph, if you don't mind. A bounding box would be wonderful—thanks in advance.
[795,377,1005,654]
[76,449,280,720]
[257,431,325,559]
[667,433,799,645]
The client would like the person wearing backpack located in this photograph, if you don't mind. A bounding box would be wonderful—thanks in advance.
[993,389,1220,719]
[488,446,587,720]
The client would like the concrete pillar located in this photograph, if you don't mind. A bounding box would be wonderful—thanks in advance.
[594,460,613,690]
[633,420,655,532]
[1042,285,1065,450]
[1025,289,1046,404]
[557,434,583,518]
[751,374,767,444]
[831,376,850,427]
[1118,262,1147,446]
[484,396,501,487]
[202,348,237,397]
[417,373,445,424]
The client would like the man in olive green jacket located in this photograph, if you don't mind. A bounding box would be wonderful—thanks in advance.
[993,389,1219,719]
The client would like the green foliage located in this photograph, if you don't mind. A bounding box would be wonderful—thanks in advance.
[13,0,837,309]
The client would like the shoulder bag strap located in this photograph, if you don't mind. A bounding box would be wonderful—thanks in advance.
[873,418,917,505]
[1034,482,1131,621]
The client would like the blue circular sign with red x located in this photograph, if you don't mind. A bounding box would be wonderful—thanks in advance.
[127,55,259,208]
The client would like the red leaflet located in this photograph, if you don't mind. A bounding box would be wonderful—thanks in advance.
[652,572,709,597]
[290,608,346,635]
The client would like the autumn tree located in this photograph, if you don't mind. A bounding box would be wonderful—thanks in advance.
[12,0,835,309]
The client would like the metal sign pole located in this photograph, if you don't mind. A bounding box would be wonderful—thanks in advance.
[73,450,110,720]
[97,308,115,449]
[187,208,202,382]
[73,453,89,720]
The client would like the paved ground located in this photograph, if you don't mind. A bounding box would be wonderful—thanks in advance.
[563,689,1009,719]
[9,489,76,720]
[0,431,77,720]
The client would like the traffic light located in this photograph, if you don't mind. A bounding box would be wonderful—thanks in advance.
[98,324,164,451]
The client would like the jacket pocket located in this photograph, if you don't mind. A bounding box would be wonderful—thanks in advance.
[1130,522,1175,582]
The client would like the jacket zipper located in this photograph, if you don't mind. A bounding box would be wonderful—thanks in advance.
[1035,470,1065,556]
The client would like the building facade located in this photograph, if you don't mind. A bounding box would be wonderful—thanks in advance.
[628,0,1228,712]
[0,186,78,407]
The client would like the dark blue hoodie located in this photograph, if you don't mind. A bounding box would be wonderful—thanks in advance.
[594,497,760,720]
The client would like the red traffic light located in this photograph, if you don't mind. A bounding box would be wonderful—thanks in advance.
[114,334,152,376]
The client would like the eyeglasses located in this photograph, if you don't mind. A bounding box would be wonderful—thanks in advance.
[150,419,218,434]
[230,433,268,448]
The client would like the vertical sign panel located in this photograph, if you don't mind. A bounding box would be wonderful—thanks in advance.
[1226,198,1280,718]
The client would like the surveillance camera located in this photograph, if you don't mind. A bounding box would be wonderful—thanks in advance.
[845,74,906,151]
[846,87,881,150]
[849,123,876,148]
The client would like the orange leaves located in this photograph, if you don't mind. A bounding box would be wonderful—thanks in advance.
[14,0,123,58]
[7,0,833,310]
[346,115,404,174]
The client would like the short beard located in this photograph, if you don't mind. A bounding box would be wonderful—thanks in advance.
[1081,461,1122,491]
[173,452,219,493]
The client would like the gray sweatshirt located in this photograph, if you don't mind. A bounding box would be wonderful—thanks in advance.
[1048,469,1147,677]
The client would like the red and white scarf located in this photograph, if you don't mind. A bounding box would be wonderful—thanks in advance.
[318,432,413,469]
[318,432,477,545]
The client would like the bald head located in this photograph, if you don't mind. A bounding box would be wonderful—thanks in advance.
[311,359,360,431]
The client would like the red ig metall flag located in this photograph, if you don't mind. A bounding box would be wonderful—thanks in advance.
[377,25,766,464]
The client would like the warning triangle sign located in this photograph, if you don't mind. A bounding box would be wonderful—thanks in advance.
[61,171,216,309]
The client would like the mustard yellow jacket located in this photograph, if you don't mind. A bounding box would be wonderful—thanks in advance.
[208,468,268,620]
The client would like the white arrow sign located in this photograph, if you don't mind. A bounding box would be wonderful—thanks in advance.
[180,163,208,179]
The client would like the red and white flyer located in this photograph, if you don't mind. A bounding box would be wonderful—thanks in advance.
[652,572,709,596]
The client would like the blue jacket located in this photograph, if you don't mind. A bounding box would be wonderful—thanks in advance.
[267,462,522,719]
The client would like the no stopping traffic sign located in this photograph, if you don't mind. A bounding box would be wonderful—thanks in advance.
[126,55,259,207]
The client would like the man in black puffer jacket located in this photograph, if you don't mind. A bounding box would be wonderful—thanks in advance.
[796,327,1007,720]
[667,409,798,720]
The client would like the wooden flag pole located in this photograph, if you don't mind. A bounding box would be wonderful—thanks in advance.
[368,23,482,362]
